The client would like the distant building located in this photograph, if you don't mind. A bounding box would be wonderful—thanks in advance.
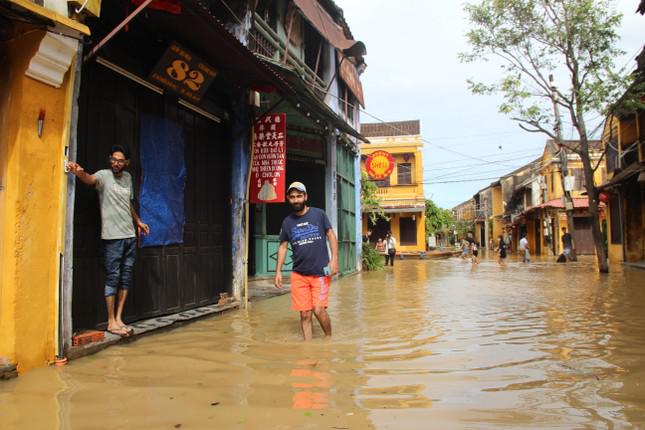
[360,120,427,253]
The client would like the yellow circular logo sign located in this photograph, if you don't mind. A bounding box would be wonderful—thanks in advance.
[365,150,395,180]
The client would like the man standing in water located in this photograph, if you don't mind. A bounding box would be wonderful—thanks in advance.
[274,182,338,341]
[67,146,150,337]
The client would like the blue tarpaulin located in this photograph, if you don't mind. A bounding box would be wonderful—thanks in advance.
[139,115,186,247]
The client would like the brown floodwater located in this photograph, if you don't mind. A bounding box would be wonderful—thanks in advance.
[2,255,645,429]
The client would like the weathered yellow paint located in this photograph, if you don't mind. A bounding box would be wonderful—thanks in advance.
[360,134,426,253]
[0,29,75,372]
[67,0,102,17]
[8,0,90,35]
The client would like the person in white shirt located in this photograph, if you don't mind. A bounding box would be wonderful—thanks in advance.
[384,231,397,266]
[519,234,531,263]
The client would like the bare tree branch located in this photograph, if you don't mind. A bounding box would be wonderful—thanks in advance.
[514,118,558,140]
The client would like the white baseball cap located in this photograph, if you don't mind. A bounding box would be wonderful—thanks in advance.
[287,181,307,193]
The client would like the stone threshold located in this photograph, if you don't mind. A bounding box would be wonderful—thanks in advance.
[0,364,18,380]
[623,261,645,270]
[67,301,240,361]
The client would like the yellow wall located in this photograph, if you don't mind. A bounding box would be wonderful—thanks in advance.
[490,185,505,240]
[0,30,75,372]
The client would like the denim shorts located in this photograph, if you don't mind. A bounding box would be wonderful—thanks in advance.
[103,237,136,297]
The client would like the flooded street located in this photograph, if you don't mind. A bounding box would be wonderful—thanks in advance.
[2,256,645,429]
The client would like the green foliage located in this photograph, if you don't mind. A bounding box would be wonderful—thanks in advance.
[360,171,388,225]
[424,199,453,236]
[361,242,384,271]
[460,0,640,139]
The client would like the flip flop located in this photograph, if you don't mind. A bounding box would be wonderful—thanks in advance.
[107,327,131,337]
[119,325,135,335]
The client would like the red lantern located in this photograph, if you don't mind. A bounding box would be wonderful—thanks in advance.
[598,192,609,203]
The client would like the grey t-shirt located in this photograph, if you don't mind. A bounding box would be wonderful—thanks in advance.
[94,169,136,240]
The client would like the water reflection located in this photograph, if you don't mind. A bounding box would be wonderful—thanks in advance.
[1,256,645,429]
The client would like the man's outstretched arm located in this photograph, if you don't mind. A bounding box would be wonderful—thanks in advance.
[67,161,97,185]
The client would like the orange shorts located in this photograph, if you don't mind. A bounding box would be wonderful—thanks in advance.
[290,272,331,311]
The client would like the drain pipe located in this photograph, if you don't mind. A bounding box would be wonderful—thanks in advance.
[244,125,255,310]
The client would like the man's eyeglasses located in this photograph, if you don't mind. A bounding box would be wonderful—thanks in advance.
[109,157,127,165]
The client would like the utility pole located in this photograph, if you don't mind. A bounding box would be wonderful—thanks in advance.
[549,75,577,261]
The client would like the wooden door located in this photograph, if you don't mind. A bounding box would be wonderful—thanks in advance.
[573,216,594,255]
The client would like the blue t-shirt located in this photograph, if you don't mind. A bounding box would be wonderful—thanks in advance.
[279,207,332,276]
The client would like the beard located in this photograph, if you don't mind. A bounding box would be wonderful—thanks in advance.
[290,202,305,212]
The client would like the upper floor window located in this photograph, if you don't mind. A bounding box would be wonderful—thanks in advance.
[572,168,585,190]
[397,163,412,185]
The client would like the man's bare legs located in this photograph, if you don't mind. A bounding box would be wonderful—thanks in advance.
[313,306,332,337]
[115,289,129,330]
[105,290,130,335]
[299,307,332,341]
[300,311,313,341]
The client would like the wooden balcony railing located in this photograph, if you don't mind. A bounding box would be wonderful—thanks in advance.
[250,14,326,95]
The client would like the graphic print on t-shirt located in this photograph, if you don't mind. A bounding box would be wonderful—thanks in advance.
[291,222,323,246]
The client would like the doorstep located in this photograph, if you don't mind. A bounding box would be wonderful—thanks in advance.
[0,363,18,380]
[67,301,240,361]
[623,261,645,270]
[395,250,461,259]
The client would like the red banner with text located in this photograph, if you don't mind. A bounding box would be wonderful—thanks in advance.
[250,113,286,203]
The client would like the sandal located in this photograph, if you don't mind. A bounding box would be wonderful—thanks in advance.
[107,327,131,337]
[120,325,135,335]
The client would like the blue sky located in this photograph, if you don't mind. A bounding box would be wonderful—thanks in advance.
[335,0,644,208]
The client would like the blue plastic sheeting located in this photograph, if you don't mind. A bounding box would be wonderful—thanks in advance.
[139,115,186,247]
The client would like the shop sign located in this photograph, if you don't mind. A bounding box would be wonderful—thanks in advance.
[365,150,394,180]
[250,113,287,203]
[149,42,217,103]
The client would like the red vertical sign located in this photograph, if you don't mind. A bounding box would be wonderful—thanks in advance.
[250,113,287,203]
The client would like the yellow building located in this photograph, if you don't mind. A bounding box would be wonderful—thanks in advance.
[359,120,426,254]
[516,140,604,257]
[1,1,89,373]
[599,70,645,267]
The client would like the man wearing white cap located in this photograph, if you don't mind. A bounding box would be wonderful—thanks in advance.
[275,181,338,341]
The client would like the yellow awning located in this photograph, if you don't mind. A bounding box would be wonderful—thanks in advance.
[7,0,90,36]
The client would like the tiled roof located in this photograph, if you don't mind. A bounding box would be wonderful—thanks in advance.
[360,120,420,137]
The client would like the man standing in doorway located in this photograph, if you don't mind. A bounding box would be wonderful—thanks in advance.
[67,146,150,337]
[274,182,338,341]
[561,227,573,261]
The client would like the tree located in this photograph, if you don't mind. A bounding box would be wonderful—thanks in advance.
[360,171,388,225]
[425,199,453,237]
[461,0,643,272]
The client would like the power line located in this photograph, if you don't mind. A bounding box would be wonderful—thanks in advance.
[358,109,524,168]
[422,177,503,184]
[424,153,540,172]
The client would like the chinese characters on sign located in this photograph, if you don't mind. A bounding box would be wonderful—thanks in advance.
[250,113,287,203]
[365,150,394,180]
[149,42,217,103]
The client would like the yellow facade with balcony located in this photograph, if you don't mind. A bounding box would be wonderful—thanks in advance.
[359,121,426,254]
